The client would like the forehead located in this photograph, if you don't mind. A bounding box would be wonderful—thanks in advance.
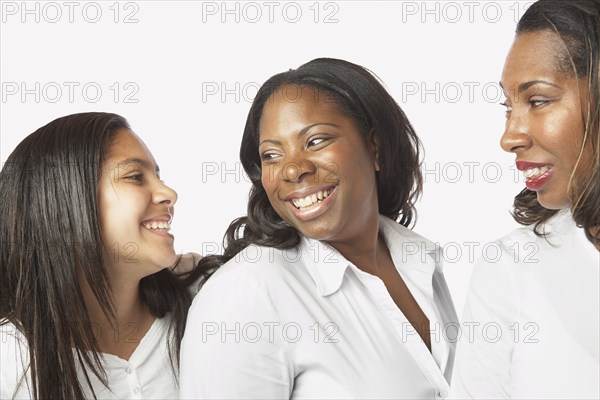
[502,30,570,83]
[105,129,156,164]
[260,86,346,129]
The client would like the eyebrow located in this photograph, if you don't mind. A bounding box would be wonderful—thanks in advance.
[115,158,160,173]
[499,80,561,93]
[259,123,340,147]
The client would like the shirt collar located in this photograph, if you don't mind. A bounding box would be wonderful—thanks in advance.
[299,215,441,297]
[378,215,441,275]
[299,236,351,297]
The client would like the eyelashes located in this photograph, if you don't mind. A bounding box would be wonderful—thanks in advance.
[124,173,164,183]
[499,99,550,117]
[260,136,334,161]
[126,173,143,181]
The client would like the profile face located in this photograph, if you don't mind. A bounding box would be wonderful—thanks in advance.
[500,30,592,210]
[98,129,178,275]
[258,85,380,245]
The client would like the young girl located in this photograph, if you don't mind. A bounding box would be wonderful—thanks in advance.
[0,112,206,399]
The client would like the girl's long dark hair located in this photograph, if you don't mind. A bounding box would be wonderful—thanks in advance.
[199,57,423,271]
[512,0,600,246]
[0,112,207,399]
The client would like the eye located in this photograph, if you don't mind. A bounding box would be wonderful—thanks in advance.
[260,151,281,162]
[530,99,548,108]
[126,173,143,181]
[500,102,512,117]
[307,136,330,148]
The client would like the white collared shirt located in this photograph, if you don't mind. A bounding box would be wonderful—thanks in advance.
[1,317,178,400]
[0,252,205,400]
[450,211,600,399]
[180,215,458,399]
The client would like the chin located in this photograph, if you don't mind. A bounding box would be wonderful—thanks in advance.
[148,252,178,271]
[536,193,571,211]
[301,228,343,245]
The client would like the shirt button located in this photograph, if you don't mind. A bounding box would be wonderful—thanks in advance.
[133,387,140,394]
[126,367,132,374]
[436,390,448,399]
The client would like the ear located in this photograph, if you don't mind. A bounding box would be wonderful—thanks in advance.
[368,129,381,172]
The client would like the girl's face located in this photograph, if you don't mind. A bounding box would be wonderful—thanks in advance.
[500,30,592,209]
[97,129,178,277]
[258,85,380,247]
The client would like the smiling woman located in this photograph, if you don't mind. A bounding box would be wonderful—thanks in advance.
[0,113,208,399]
[180,58,458,399]
[451,1,600,399]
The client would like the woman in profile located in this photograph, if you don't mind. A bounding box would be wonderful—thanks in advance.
[181,58,458,399]
[451,1,599,398]
[0,112,206,399]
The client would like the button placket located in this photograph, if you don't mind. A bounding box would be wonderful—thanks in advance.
[126,364,142,399]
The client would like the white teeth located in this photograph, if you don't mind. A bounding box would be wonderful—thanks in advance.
[143,221,171,230]
[291,188,333,209]
[523,166,549,180]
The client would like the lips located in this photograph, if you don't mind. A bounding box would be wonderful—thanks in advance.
[515,161,554,191]
[284,184,338,221]
[290,187,335,209]
[141,214,174,238]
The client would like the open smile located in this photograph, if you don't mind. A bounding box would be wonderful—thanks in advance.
[141,216,174,239]
[285,185,338,221]
[516,161,555,191]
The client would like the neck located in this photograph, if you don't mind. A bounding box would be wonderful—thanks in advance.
[77,266,154,358]
[328,216,389,275]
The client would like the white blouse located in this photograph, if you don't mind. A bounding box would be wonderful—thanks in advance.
[180,215,458,399]
[0,253,204,400]
[451,211,600,399]
[1,317,178,399]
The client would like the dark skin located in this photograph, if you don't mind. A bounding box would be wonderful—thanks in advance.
[338,233,432,352]
[259,86,431,351]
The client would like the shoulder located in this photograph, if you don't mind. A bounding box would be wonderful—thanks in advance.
[379,216,445,274]
[0,320,29,360]
[380,215,436,244]
[189,244,309,314]
[495,210,578,253]
[379,215,441,259]
[463,225,537,320]
[0,320,32,399]
[202,244,306,290]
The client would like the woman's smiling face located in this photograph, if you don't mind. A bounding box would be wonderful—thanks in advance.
[258,85,380,246]
[500,30,592,210]
[98,129,178,276]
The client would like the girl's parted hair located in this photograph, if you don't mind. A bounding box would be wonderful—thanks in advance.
[0,112,201,399]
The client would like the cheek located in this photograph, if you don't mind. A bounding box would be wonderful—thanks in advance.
[98,190,116,237]
[98,189,146,235]
[555,123,586,169]
[261,163,281,195]
[260,168,271,191]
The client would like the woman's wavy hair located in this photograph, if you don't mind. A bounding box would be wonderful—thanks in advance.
[512,0,600,246]
[199,57,423,269]
[0,112,203,399]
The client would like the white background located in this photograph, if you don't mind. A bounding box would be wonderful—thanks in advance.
[0,0,530,311]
